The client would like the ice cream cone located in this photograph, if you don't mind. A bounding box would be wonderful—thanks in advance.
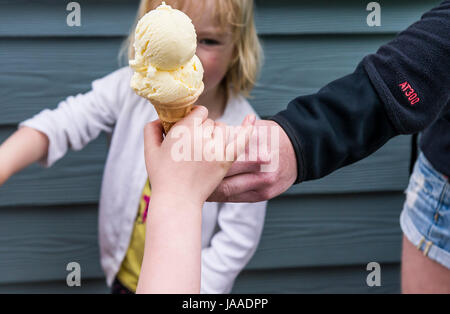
[130,2,204,134]
[151,84,204,134]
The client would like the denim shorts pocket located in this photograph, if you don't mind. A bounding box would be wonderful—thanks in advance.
[401,154,450,269]
[404,156,442,228]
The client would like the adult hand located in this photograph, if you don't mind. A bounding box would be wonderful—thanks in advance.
[208,120,298,203]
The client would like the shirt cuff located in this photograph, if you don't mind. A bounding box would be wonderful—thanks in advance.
[18,112,64,168]
[268,114,306,184]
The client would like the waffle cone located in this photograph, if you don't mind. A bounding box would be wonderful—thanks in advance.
[151,84,204,134]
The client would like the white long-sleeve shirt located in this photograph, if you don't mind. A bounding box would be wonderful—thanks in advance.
[19,67,267,294]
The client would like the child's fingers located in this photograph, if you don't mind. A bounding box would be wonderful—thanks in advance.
[215,121,227,128]
[239,125,254,157]
[144,120,164,155]
[210,119,254,162]
[180,106,208,127]
[238,114,256,153]
[220,115,256,147]
[226,124,254,162]
[241,114,256,127]
[212,121,227,140]
[203,118,215,138]
[242,114,256,145]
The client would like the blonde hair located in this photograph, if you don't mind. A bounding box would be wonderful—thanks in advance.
[121,0,263,98]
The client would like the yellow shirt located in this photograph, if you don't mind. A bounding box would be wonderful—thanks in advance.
[116,180,151,292]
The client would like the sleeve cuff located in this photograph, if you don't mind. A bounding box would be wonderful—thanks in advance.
[269,114,306,184]
[18,114,63,168]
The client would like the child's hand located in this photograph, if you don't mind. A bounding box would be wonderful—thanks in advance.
[143,106,255,207]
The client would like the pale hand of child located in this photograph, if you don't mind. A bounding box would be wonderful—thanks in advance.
[143,105,255,208]
[137,106,255,294]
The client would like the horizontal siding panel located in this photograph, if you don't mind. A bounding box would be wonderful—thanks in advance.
[0,265,400,294]
[0,38,122,125]
[253,34,395,117]
[0,279,110,294]
[246,193,404,270]
[0,204,103,285]
[0,279,109,294]
[0,125,409,206]
[0,0,138,37]
[233,263,400,294]
[0,192,404,285]
[0,0,440,37]
[286,135,411,195]
[255,0,440,35]
[0,128,107,206]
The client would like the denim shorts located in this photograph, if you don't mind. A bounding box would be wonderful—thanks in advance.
[400,153,450,269]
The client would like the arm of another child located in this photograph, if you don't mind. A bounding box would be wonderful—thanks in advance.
[0,69,129,187]
[137,106,255,294]
[0,127,49,186]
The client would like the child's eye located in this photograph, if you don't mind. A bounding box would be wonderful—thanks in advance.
[199,39,220,46]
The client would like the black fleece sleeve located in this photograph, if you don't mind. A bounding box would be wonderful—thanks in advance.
[271,1,450,183]
[271,64,397,183]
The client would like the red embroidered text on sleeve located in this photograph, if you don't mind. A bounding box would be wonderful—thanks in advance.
[399,82,420,106]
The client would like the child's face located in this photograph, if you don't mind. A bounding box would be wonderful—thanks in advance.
[190,1,235,95]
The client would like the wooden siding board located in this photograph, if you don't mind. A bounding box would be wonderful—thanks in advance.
[254,34,396,117]
[0,264,400,294]
[0,0,138,37]
[286,135,411,195]
[0,204,103,284]
[0,38,122,125]
[0,128,108,207]
[0,0,440,37]
[232,264,400,294]
[245,193,404,270]
[0,279,109,294]
[254,0,440,35]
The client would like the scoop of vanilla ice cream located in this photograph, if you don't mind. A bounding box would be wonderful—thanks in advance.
[130,2,204,103]
[131,54,204,104]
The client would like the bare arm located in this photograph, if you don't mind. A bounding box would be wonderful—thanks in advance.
[138,194,202,293]
[136,107,254,294]
[0,127,49,186]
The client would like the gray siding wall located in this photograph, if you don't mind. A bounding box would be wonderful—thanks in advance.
[0,0,441,293]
